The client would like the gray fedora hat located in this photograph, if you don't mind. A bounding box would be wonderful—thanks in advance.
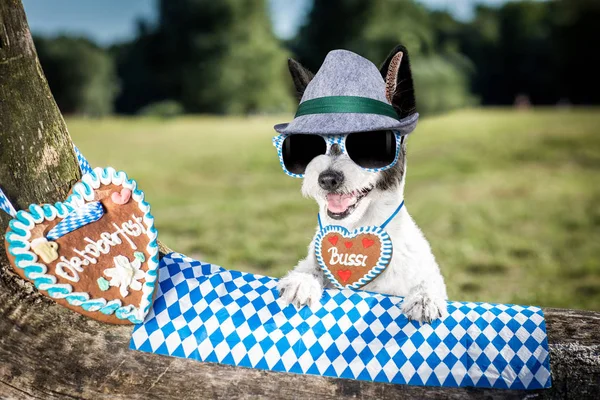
[274,49,419,135]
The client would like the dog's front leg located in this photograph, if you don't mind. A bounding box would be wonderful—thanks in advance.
[277,241,325,308]
[401,281,449,323]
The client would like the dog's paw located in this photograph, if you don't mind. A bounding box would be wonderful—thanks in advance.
[401,291,448,323]
[277,271,323,308]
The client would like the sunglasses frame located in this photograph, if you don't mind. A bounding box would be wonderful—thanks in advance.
[272,131,405,178]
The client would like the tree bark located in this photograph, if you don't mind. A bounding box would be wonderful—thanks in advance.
[0,0,81,221]
[0,0,82,313]
[0,1,598,399]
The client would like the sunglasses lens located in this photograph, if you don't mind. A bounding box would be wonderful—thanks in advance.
[282,134,327,175]
[345,130,397,169]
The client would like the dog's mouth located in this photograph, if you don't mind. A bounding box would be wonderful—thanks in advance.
[326,185,374,220]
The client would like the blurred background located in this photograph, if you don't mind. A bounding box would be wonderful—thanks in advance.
[22,0,599,310]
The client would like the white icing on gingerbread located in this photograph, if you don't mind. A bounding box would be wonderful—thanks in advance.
[52,214,146,283]
[55,255,84,282]
[104,255,145,298]
[327,247,368,267]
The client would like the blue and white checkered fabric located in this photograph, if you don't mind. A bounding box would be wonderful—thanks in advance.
[46,201,104,241]
[131,253,551,389]
[73,144,93,175]
[0,187,17,218]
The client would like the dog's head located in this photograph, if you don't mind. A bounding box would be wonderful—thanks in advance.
[288,46,417,224]
[299,137,407,224]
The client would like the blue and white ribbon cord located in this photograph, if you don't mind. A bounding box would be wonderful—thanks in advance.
[0,187,17,218]
[131,253,552,390]
[46,201,104,240]
[0,143,92,218]
[73,144,93,175]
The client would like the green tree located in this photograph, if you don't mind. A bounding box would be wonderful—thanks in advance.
[552,0,600,104]
[112,26,171,114]
[35,36,119,116]
[117,0,293,114]
[460,2,557,105]
[293,0,475,114]
[457,0,600,106]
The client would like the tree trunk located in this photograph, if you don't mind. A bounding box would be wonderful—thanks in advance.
[0,0,81,222]
[0,1,599,399]
[0,0,82,319]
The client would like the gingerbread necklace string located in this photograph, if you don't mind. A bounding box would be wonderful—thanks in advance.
[317,199,405,231]
[0,187,17,218]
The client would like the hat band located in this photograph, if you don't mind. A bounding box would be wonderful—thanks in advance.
[295,96,399,120]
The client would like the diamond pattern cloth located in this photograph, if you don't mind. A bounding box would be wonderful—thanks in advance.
[46,201,104,241]
[130,253,551,389]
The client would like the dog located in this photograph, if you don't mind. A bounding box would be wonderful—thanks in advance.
[273,46,448,322]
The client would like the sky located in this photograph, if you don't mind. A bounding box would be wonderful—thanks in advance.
[22,0,517,45]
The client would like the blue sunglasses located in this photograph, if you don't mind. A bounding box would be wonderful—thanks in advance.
[272,131,404,178]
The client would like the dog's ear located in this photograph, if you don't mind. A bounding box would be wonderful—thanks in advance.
[379,45,417,118]
[288,58,314,101]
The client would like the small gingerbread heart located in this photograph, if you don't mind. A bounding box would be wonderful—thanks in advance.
[314,225,392,289]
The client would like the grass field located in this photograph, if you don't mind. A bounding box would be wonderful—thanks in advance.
[67,108,600,310]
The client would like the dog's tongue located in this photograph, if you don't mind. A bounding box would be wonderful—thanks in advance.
[327,193,356,213]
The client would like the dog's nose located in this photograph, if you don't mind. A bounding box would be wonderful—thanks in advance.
[318,170,344,191]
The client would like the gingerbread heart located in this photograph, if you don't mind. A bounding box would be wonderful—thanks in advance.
[4,167,159,324]
[314,226,392,289]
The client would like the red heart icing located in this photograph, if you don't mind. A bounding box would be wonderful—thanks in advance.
[328,236,338,246]
[337,270,352,283]
[344,241,353,249]
[362,238,375,248]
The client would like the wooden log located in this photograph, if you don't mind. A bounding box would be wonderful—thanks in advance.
[0,297,598,399]
[0,1,598,399]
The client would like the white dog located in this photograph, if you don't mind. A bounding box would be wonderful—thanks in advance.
[274,46,448,322]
